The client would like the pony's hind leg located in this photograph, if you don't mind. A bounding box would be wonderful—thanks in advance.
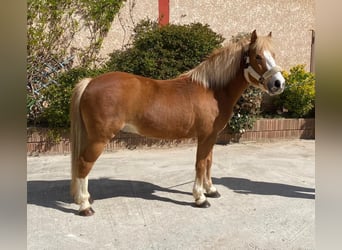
[73,140,106,216]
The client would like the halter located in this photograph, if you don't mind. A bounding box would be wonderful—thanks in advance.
[243,50,282,85]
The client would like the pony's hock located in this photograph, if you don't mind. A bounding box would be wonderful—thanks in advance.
[70,30,285,216]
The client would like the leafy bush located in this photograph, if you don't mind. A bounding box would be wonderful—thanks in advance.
[228,86,263,134]
[105,19,224,79]
[40,67,103,128]
[275,65,315,118]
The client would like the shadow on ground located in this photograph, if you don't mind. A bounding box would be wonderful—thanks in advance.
[27,177,315,214]
[27,178,193,214]
[212,177,315,199]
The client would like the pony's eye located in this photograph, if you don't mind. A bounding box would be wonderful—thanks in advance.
[256,55,262,61]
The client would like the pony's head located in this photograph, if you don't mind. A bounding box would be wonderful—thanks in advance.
[244,30,285,95]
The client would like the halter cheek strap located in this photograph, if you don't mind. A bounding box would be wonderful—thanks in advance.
[243,52,282,85]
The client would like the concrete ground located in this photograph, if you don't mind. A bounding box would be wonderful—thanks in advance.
[27,139,315,250]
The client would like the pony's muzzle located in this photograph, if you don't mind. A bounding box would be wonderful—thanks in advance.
[267,73,285,95]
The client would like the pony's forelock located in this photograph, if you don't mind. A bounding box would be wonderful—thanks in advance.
[252,35,275,55]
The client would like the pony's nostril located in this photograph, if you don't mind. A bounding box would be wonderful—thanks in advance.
[274,80,281,88]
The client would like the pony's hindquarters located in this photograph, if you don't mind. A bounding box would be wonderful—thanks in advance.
[70,77,115,216]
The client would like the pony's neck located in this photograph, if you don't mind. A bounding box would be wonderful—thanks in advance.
[215,68,250,115]
[226,69,250,103]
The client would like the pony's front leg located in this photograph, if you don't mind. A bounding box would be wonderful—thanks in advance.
[193,157,210,207]
[193,136,216,208]
[203,150,220,198]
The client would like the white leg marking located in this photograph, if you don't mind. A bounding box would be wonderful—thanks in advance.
[204,169,217,195]
[74,177,91,211]
[204,183,217,194]
[193,178,206,205]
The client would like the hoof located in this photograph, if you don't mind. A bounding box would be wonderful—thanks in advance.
[195,199,211,208]
[205,191,221,198]
[79,207,95,216]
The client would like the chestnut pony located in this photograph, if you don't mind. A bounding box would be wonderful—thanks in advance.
[70,30,285,216]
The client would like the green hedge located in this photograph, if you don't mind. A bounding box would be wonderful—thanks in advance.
[105,20,224,79]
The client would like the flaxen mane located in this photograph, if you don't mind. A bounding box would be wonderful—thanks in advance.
[182,35,274,89]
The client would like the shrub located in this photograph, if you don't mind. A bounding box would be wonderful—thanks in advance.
[228,86,263,134]
[40,67,103,128]
[105,19,224,79]
[275,65,315,118]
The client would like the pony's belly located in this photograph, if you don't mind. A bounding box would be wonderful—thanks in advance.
[121,122,195,139]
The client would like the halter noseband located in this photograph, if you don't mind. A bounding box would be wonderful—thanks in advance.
[243,50,282,85]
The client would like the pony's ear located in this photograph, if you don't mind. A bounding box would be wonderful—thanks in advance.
[268,32,272,37]
[251,30,257,43]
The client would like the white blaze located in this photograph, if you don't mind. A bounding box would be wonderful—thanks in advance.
[264,50,285,91]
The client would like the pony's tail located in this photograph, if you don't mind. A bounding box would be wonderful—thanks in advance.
[70,78,92,197]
